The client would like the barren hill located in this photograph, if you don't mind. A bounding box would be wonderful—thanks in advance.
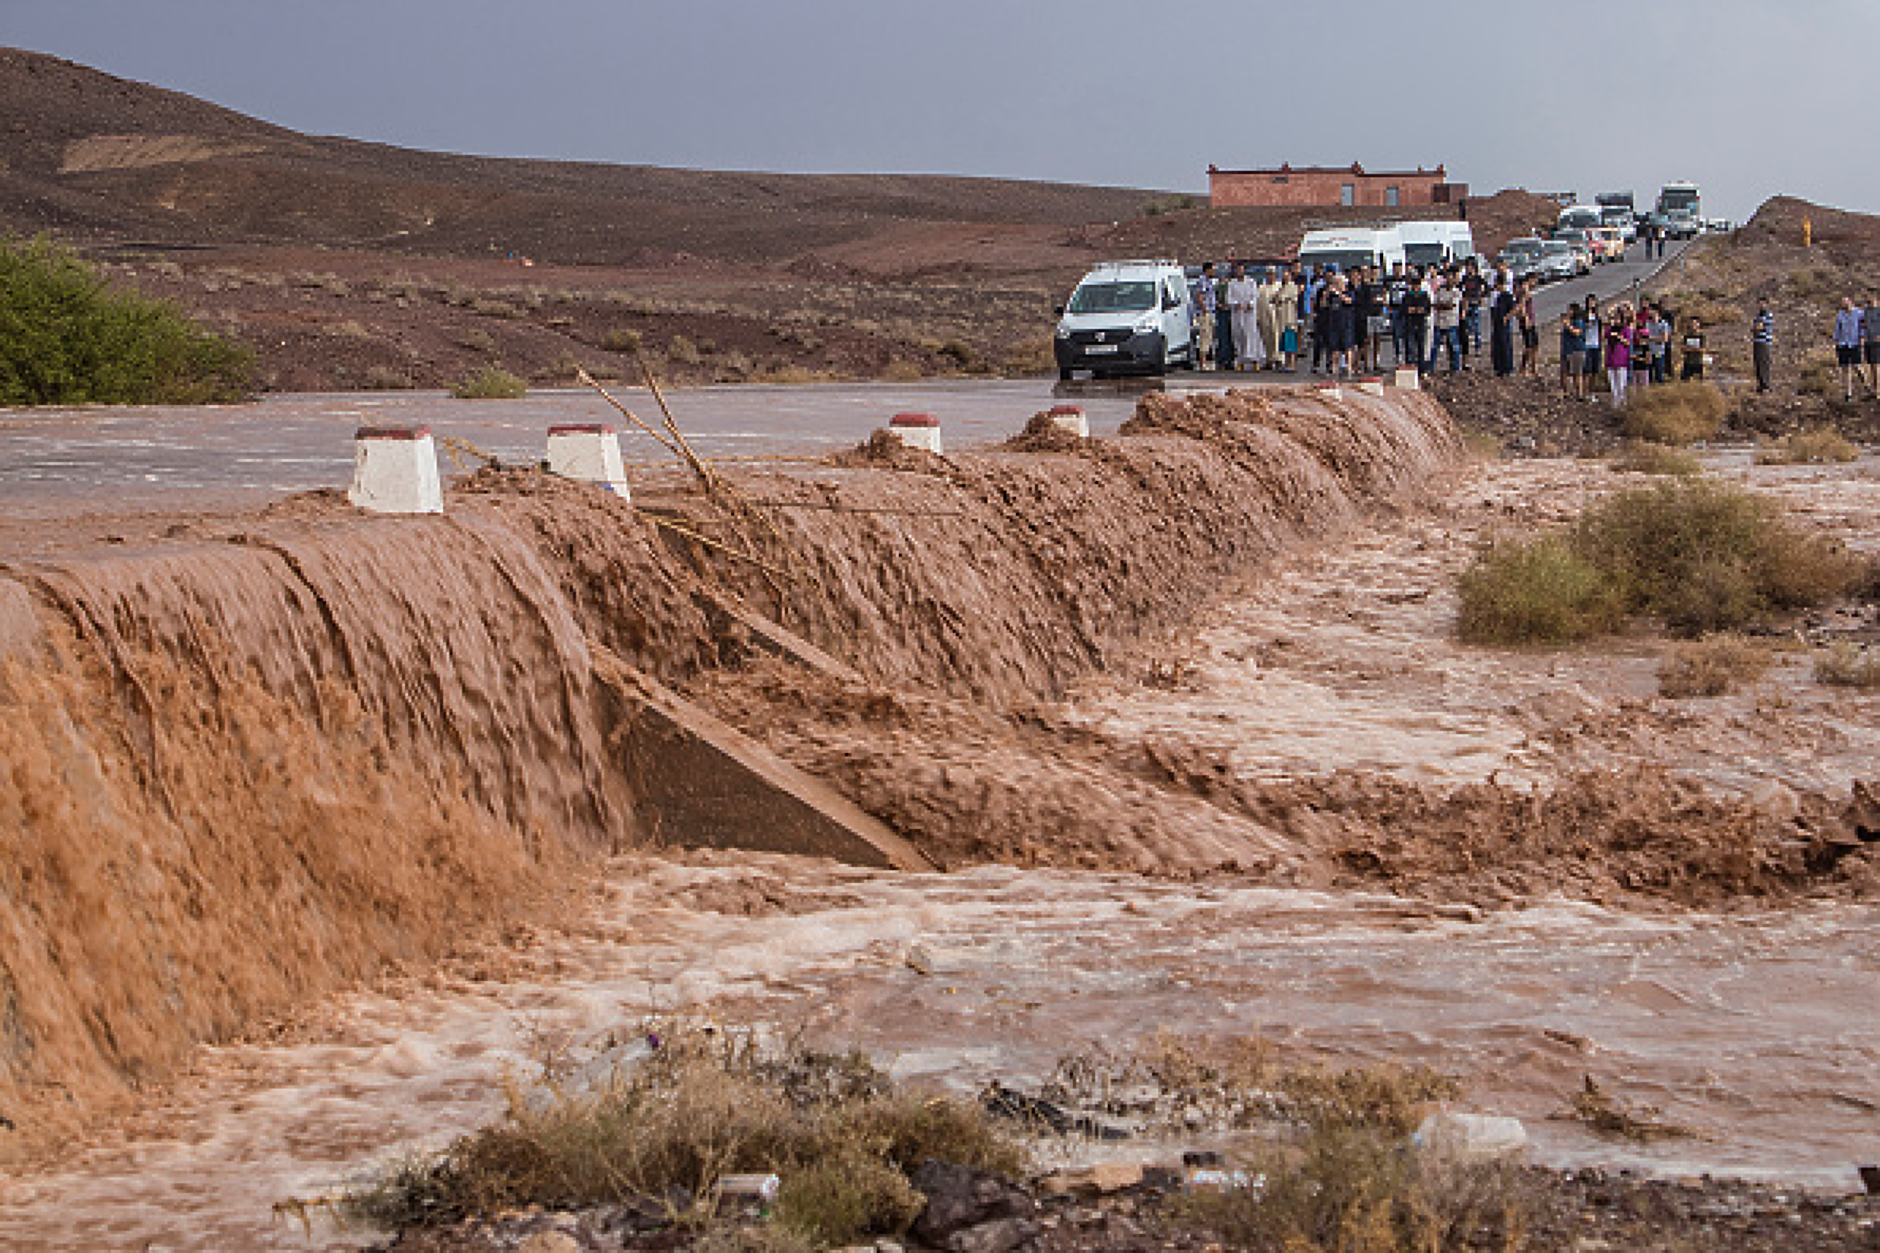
[0,47,1168,268]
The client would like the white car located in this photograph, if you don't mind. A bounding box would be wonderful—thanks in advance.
[1054,261,1195,379]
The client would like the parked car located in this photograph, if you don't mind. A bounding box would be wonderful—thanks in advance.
[1053,260,1195,380]
[1497,237,1546,282]
[1589,225,1627,260]
[1552,228,1599,268]
[1535,240,1580,282]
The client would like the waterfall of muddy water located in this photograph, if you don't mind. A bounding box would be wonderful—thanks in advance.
[0,855,1873,1250]
[3,387,1874,1248]
[0,389,1459,1151]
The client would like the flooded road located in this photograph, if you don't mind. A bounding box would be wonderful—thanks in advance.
[0,380,1148,517]
[1,856,1873,1250]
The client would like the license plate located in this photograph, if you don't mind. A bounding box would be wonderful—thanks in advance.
[1084,343,1119,354]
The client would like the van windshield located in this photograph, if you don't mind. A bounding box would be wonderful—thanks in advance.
[1067,281,1157,314]
[1403,244,1446,265]
[1297,250,1376,274]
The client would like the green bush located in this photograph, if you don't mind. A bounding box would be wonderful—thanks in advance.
[1572,480,1857,633]
[1459,481,1862,645]
[1456,535,1621,645]
[449,366,528,399]
[1619,382,1727,445]
[0,235,253,405]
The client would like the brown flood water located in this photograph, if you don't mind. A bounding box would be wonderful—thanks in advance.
[0,855,1873,1250]
[1,392,1875,1250]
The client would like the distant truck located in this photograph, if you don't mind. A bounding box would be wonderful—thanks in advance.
[1596,191,1637,240]
[1653,182,1702,239]
[1294,225,1406,275]
[1395,221,1476,270]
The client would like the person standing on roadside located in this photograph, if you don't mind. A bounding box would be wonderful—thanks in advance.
[1752,301,1775,392]
[1277,269,1301,371]
[1214,266,1237,372]
[1681,316,1707,381]
[1561,302,1588,399]
[1324,273,1357,377]
[1516,277,1540,377]
[1191,262,1218,370]
[1604,303,1634,406]
[1461,261,1487,356]
[1387,262,1410,366]
[1401,267,1432,378]
[1834,297,1864,401]
[1490,274,1516,376]
[1648,304,1672,384]
[1226,264,1258,372]
[1256,268,1283,369]
[1430,270,1463,374]
[1310,267,1333,373]
[1866,293,1880,399]
[1583,293,1604,388]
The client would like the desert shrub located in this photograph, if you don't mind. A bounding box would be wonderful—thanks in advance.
[1571,480,1859,634]
[456,326,496,353]
[665,334,702,365]
[1612,441,1703,476]
[879,359,925,382]
[1619,381,1727,445]
[1658,635,1773,697]
[347,1022,1021,1247]
[1815,642,1880,688]
[1175,1125,1532,1253]
[449,366,527,399]
[1455,535,1621,645]
[471,297,523,320]
[1757,427,1859,464]
[0,235,253,405]
[362,365,417,391]
[1797,346,1839,397]
[602,326,643,354]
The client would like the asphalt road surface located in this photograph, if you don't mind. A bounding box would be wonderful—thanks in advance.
[1531,237,1697,327]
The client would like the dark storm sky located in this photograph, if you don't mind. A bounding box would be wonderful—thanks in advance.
[5,0,1871,221]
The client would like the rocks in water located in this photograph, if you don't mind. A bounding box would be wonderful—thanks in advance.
[909,1160,1039,1253]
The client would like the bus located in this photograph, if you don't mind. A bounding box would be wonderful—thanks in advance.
[1655,182,1702,239]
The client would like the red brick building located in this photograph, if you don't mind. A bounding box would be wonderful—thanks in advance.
[1207,162,1467,209]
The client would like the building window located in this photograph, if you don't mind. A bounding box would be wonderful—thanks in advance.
[1340,183,1355,207]
[1386,186,1400,208]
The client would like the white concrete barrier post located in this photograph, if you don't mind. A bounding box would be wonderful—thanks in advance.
[546,423,632,500]
[1357,376,1386,397]
[1394,366,1421,391]
[1315,381,1343,402]
[348,426,443,514]
[889,412,943,455]
[1047,404,1089,438]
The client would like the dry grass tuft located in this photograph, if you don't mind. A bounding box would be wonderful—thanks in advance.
[449,366,527,400]
[1658,635,1773,697]
[1455,535,1621,646]
[346,1021,1022,1247]
[1756,427,1860,464]
[1612,441,1703,476]
[1815,641,1880,688]
[1619,382,1728,445]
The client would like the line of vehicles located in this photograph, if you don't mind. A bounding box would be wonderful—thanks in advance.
[1052,181,1714,378]
[1052,221,1481,378]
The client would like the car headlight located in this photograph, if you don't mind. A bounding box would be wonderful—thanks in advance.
[1055,324,1071,340]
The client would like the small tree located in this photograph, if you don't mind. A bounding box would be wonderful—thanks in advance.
[0,236,254,405]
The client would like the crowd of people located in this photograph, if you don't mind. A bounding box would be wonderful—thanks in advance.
[1188,257,1544,381]
[1189,250,1880,405]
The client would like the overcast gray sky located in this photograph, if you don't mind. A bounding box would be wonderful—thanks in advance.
[4,0,1870,223]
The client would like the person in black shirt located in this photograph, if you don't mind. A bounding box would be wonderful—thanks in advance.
[1400,267,1432,376]
[1490,277,1516,376]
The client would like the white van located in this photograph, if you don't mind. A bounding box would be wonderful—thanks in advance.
[1556,204,1603,233]
[1053,260,1195,379]
[1397,221,1475,269]
[1295,226,1406,276]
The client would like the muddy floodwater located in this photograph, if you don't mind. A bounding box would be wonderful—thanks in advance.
[0,857,1873,1250]
[1,387,1875,1251]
